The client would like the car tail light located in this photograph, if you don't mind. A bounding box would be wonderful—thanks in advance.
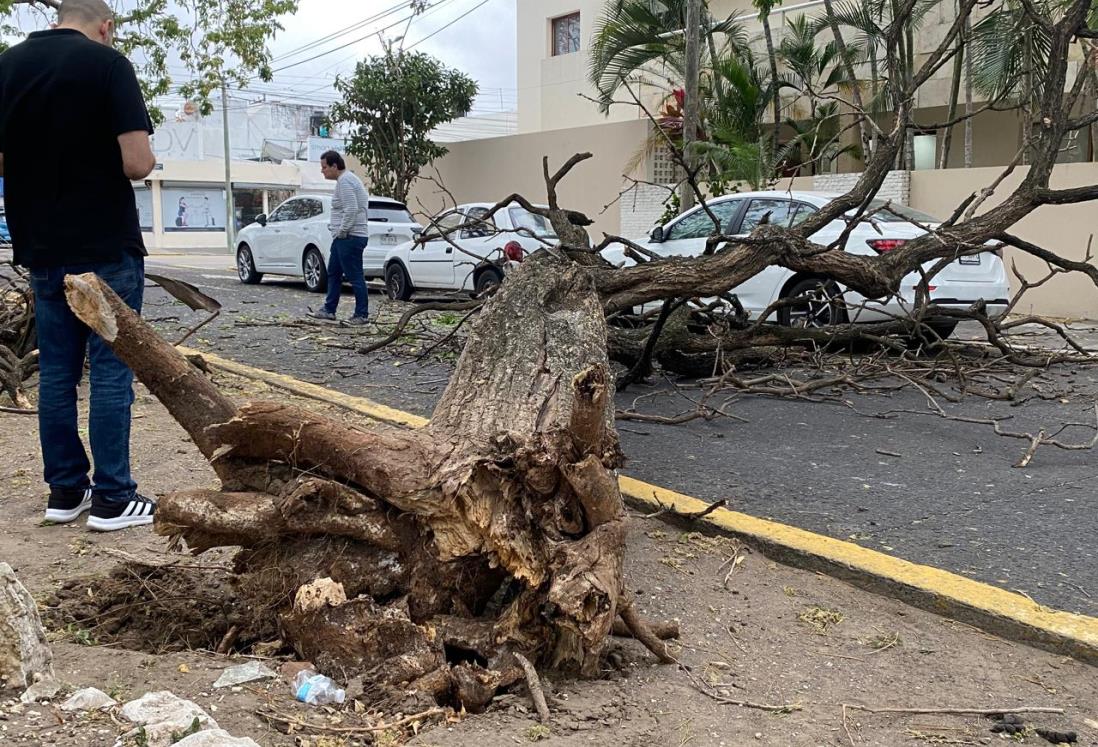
[504,241,524,262]
[867,239,907,253]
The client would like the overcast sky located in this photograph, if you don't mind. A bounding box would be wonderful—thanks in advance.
[256,0,518,114]
[1,0,518,115]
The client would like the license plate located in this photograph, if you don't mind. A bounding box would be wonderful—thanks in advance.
[380,234,399,245]
[958,254,981,265]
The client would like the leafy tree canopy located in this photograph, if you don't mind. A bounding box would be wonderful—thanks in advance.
[329,48,476,204]
[0,0,298,121]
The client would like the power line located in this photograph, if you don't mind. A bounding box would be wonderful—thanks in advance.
[406,0,493,50]
[269,0,413,63]
[268,0,458,75]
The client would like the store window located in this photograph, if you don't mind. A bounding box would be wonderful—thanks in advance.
[133,186,154,231]
[233,187,265,231]
[552,13,580,56]
[162,185,226,232]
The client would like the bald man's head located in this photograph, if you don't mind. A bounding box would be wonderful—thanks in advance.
[56,0,114,46]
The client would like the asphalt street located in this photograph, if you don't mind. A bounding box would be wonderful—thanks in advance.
[18,251,1098,617]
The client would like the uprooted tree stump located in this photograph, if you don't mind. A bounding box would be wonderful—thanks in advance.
[61,252,671,711]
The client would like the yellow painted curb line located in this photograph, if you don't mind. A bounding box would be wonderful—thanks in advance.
[179,346,1098,665]
[617,476,1098,665]
[180,347,428,428]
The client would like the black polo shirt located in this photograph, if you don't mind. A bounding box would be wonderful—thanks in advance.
[0,28,154,268]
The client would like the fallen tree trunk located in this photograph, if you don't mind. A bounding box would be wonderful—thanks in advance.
[62,252,657,707]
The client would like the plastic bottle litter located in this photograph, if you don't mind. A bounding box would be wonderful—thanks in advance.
[292,670,346,706]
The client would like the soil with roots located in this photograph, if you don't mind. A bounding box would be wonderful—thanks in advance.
[1,371,1096,746]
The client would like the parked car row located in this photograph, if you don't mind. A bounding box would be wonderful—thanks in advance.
[235,190,1011,339]
[235,194,421,292]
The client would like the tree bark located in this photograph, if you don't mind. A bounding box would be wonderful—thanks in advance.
[940,16,965,170]
[62,253,637,701]
[762,14,782,156]
[681,0,702,211]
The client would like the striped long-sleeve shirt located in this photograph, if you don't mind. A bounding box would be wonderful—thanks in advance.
[329,170,370,239]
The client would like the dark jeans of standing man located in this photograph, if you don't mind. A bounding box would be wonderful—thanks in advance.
[322,235,369,319]
[30,250,144,503]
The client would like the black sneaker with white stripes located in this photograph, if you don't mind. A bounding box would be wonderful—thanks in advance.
[44,486,93,524]
[87,494,157,532]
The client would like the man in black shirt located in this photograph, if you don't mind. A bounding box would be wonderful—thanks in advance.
[0,0,158,531]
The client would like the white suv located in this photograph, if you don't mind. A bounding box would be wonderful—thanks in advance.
[235,194,422,292]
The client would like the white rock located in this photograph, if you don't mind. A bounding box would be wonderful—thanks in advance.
[19,676,62,703]
[172,729,260,747]
[212,661,278,689]
[120,691,218,747]
[0,563,54,693]
[293,577,346,612]
[61,687,118,712]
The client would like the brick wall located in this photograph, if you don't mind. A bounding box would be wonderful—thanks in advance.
[813,171,911,205]
[619,183,676,238]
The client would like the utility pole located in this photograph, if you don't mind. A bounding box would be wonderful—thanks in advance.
[222,82,236,254]
[681,0,701,212]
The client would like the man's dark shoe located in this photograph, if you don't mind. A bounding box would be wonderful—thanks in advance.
[345,315,369,326]
[44,486,92,524]
[87,494,157,532]
[307,309,336,320]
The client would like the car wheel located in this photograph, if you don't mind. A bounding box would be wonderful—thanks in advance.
[777,278,845,328]
[303,247,327,293]
[474,268,503,298]
[236,244,262,285]
[385,262,413,301]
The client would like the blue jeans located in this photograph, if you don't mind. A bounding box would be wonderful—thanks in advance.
[323,236,369,319]
[30,251,144,503]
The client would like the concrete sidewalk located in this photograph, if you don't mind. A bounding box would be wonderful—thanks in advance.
[146,252,236,273]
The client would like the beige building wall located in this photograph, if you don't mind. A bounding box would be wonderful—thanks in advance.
[407,119,652,239]
[910,163,1098,319]
[517,0,987,137]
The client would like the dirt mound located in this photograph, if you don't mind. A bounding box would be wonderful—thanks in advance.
[45,560,262,654]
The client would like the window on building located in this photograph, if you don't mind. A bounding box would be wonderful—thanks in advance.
[233,188,265,231]
[913,133,937,170]
[133,186,154,231]
[161,185,226,232]
[552,13,581,56]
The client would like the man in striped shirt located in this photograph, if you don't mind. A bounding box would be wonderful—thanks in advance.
[309,150,370,324]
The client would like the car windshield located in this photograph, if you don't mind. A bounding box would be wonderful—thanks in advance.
[509,207,557,239]
[858,200,940,224]
[369,201,415,224]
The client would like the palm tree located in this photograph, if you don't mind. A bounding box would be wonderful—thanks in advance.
[588,0,747,114]
[821,0,942,168]
[967,0,1055,161]
[775,14,859,174]
[753,0,784,154]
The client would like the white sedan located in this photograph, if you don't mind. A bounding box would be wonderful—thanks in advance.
[235,194,422,292]
[607,190,1011,337]
[382,202,557,300]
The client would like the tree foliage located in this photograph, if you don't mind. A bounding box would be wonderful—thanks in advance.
[329,48,477,204]
[0,0,297,121]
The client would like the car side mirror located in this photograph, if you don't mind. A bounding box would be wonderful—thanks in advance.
[256,213,267,227]
[650,225,665,243]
